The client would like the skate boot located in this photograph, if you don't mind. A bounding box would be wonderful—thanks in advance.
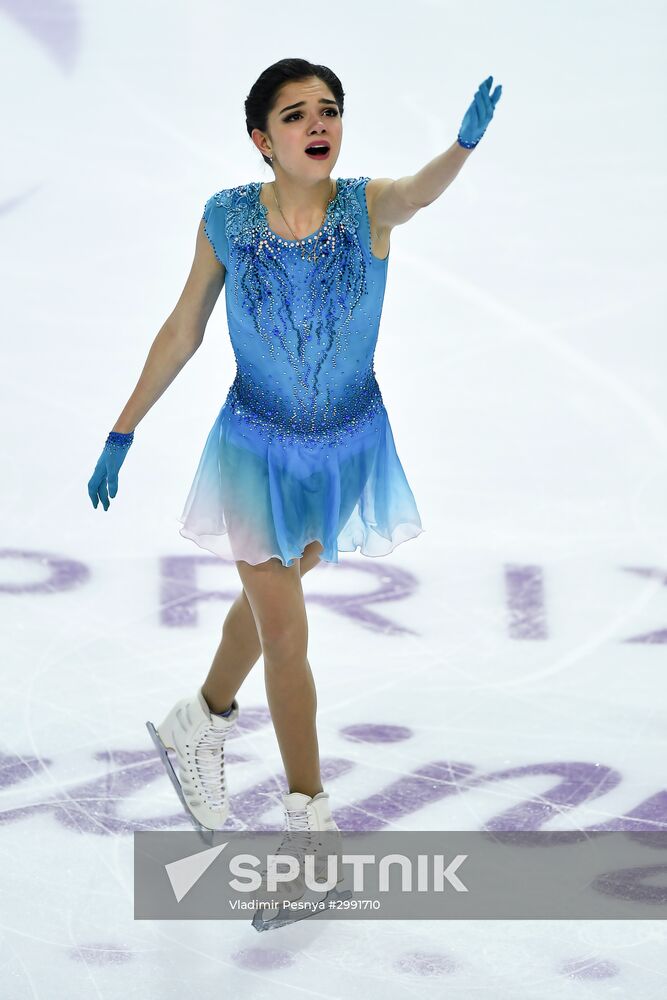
[146,686,239,833]
[252,790,352,932]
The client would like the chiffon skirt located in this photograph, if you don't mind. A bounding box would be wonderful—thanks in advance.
[177,399,424,568]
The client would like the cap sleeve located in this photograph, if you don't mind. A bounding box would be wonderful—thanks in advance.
[202,189,231,269]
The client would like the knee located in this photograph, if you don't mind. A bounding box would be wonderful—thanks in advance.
[259,619,307,663]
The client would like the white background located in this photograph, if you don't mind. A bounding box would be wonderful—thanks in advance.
[1,0,666,995]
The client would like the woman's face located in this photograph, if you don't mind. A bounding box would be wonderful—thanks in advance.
[256,76,342,178]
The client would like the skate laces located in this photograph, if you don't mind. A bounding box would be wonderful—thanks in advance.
[255,802,335,905]
[257,793,320,861]
[192,725,230,808]
[274,806,317,870]
[263,817,317,900]
[285,806,311,832]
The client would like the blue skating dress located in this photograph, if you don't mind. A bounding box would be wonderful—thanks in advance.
[177,176,424,567]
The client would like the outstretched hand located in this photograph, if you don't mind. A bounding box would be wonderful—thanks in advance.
[458,75,502,149]
[88,431,134,510]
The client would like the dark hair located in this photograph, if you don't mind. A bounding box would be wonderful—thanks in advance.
[245,58,345,169]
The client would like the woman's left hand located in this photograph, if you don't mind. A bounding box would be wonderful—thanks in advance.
[457,75,502,149]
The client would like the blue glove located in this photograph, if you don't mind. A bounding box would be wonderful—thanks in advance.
[88,431,134,510]
[457,75,502,149]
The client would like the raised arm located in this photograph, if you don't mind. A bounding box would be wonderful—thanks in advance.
[368,75,503,230]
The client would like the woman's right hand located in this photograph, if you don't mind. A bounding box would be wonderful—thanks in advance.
[88,431,135,510]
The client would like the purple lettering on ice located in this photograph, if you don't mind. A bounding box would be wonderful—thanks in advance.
[0,549,89,594]
[2,0,80,74]
[5,548,667,643]
[620,567,667,643]
[1,744,665,835]
[159,555,421,635]
[504,563,547,639]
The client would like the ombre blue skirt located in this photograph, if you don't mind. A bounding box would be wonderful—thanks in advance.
[177,397,424,568]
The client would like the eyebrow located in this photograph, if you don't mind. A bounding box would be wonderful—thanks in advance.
[279,98,338,114]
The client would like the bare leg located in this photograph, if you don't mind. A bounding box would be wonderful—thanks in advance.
[263,651,321,798]
[201,541,323,716]
[200,589,262,714]
[234,551,322,798]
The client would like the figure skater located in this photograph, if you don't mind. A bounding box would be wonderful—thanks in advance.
[87,59,501,848]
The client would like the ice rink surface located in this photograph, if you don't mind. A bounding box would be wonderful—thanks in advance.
[2,0,666,995]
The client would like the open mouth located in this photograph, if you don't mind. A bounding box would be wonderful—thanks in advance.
[305,144,331,160]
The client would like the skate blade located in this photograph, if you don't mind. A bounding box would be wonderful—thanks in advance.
[251,884,353,933]
[145,720,215,845]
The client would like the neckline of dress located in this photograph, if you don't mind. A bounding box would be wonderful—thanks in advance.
[256,178,341,244]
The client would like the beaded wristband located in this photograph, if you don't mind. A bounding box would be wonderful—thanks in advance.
[457,130,484,149]
[105,430,135,450]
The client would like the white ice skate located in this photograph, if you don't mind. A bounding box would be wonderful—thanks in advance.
[252,790,352,932]
[146,686,239,835]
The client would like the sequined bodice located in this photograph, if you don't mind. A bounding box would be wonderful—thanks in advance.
[202,176,390,446]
